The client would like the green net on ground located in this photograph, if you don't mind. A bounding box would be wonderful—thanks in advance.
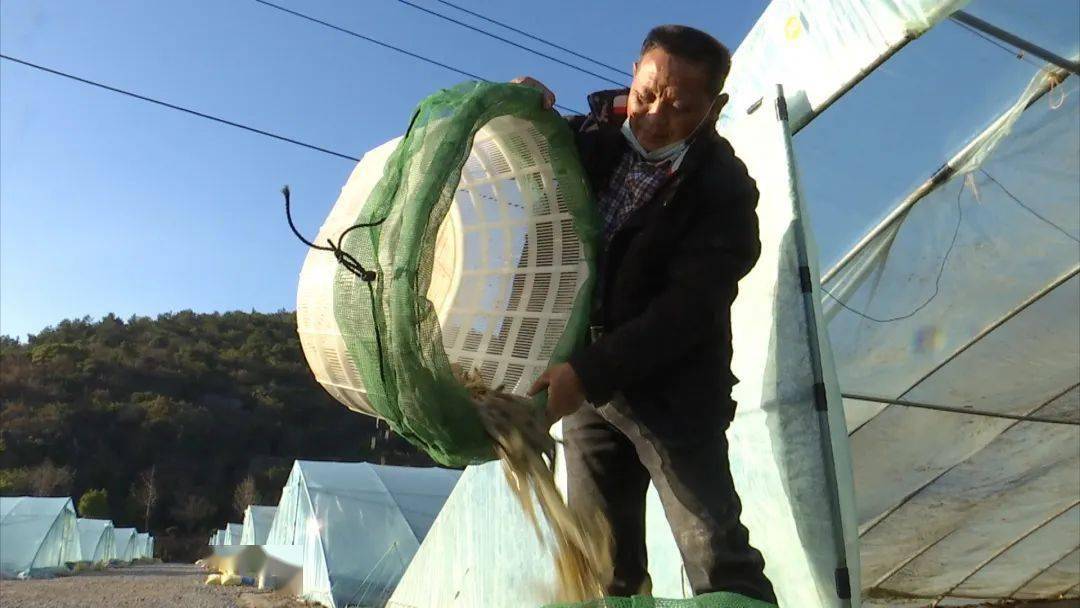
[544,591,778,608]
[332,81,599,467]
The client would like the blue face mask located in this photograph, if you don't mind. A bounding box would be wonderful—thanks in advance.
[620,118,689,165]
[620,95,722,167]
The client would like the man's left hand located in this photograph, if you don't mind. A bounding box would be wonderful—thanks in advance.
[528,362,586,424]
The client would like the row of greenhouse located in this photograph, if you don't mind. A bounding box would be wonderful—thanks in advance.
[0,496,154,579]
[204,459,461,608]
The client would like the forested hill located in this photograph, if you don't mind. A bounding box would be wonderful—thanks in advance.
[0,310,434,559]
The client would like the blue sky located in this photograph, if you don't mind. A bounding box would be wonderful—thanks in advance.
[1,0,1074,339]
[0,0,767,339]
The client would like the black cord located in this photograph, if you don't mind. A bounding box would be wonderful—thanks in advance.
[822,180,967,323]
[284,185,389,381]
[251,0,584,115]
[433,0,631,78]
[392,0,628,87]
[0,54,360,162]
[980,169,1080,243]
[949,20,1046,71]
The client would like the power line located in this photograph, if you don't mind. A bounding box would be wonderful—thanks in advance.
[251,0,585,115]
[433,0,631,78]
[0,53,360,162]
[392,0,628,87]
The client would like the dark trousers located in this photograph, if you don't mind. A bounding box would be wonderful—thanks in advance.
[563,399,776,603]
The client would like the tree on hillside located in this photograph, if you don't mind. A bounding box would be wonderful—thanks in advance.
[28,461,73,496]
[233,475,259,517]
[132,466,158,530]
[78,489,109,518]
[0,310,435,561]
[171,495,214,532]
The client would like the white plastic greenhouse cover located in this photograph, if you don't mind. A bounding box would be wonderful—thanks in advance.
[134,532,150,559]
[76,518,116,564]
[113,527,138,562]
[0,496,81,578]
[265,460,461,608]
[734,0,1079,604]
[718,0,969,133]
[241,505,278,545]
[224,523,243,546]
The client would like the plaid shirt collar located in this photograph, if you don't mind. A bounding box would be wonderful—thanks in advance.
[598,151,674,242]
[584,88,716,242]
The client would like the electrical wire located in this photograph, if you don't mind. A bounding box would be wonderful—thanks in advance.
[251,0,585,115]
[950,19,1047,71]
[432,0,630,78]
[392,0,628,87]
[0,53,360,162]
[980,169,1080,243]
[822,179,967,323]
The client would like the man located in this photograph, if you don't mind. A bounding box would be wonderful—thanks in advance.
[518,25,776,602]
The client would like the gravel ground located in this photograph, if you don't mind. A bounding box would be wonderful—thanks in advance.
[0,563,311,608]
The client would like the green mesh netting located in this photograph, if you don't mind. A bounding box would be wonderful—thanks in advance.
[544,591,778,608]
[333,81,599,467]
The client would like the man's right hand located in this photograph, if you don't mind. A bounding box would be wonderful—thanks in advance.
[511,76,556,110]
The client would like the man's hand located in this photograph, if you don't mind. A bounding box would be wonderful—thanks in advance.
[528,362,585,424]
[511,76,556,110]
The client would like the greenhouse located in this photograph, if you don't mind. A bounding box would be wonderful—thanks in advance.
[76,518,116,564]
[0,496,81,578]
[265,460,460,608]
[240,505,278,545]
[112,527,139,562]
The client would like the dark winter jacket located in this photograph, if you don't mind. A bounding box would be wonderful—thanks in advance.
[566,89,761,436]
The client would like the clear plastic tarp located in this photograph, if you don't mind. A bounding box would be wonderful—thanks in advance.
[0,496,80,577]
[113,527,138,562]
[707,0,1080,603]
[822,59,1080,604]
[76,518,116,564]
[241,505,278,545]
[782,0,1080,603]
[265,460,461,608]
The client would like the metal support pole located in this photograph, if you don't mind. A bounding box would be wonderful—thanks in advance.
[777,85,853,604]
[842,392,1080,426]
[951,11,1080,75]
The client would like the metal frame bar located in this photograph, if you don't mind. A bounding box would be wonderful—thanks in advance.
[928,501,1080,606]
[778,85,853,604]
[822,68,1070,284]
[857,381,1079,538]
[849,265,1079,436]
[843,391,1080,426]
[1007,547,1080,599]
[790,34,916,134]
[951,11,1080,75]
[869,528,958,589]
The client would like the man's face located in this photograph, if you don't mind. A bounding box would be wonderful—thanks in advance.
[627,47,720,152]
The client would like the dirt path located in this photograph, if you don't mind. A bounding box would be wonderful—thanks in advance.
[0,563,309,608]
